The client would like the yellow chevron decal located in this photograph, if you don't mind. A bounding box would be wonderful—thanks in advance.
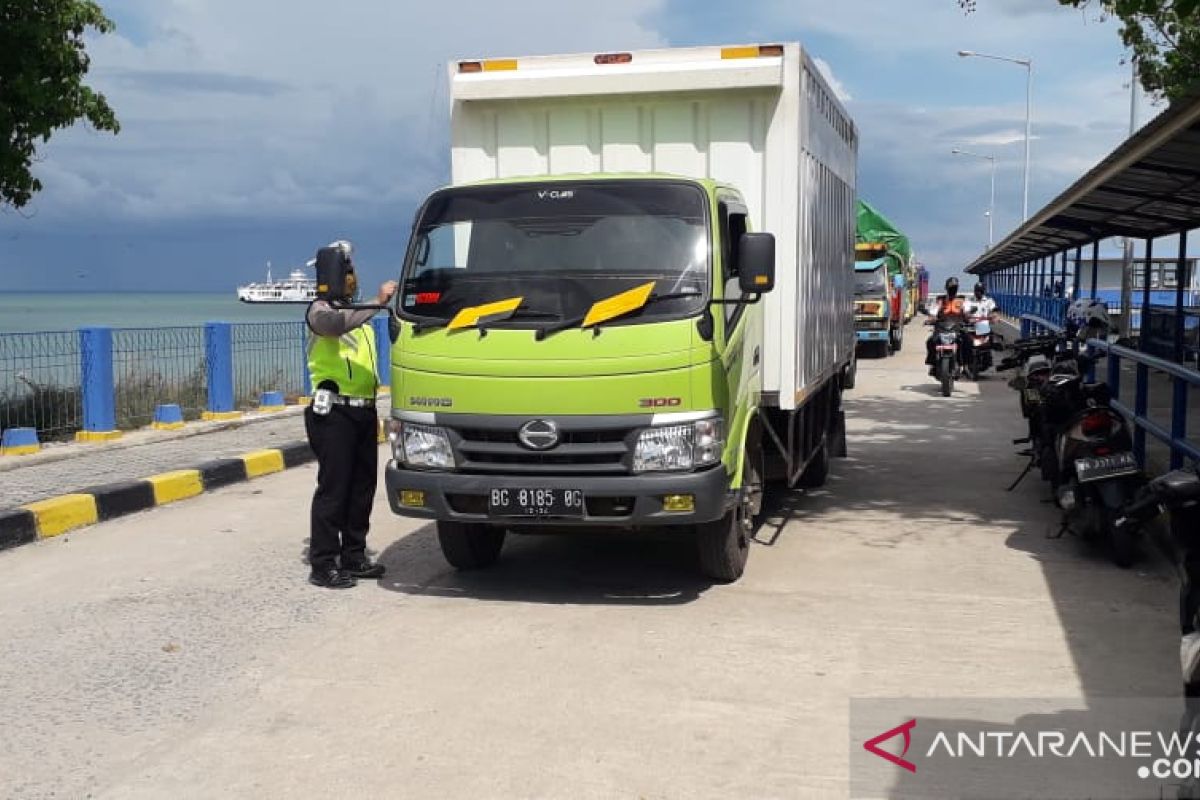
[446,297,524,331]
[581,282,656,328]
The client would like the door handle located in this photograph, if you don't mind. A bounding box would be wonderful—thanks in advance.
[753,347,760,366]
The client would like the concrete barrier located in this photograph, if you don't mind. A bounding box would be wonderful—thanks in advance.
[0,441,317,551]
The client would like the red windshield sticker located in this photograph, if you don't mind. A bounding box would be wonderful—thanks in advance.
[415,292,441,305]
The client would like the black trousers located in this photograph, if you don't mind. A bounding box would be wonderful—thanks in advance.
[304,404,378,570]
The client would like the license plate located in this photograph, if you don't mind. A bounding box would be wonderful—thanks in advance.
[488,488,585,517]
[1075,452,1139,484]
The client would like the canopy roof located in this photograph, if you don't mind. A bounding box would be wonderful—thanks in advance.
[967,89,1200,275]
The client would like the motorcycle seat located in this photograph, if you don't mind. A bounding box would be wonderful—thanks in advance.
[1156,469,1200,500]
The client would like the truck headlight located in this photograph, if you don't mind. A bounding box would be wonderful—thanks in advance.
[393,421,454,469]
[633,417,724,473]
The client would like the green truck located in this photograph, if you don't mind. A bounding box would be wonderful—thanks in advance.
[855,200,916,355]
[383,43,858,582]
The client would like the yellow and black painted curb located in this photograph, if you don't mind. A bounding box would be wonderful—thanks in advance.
[0,440,317,552]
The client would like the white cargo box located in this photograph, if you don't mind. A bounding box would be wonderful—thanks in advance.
[449,43,858,411]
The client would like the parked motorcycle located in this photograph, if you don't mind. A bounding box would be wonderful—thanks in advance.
[1115,464,1200,786]
[999,330,1144,566]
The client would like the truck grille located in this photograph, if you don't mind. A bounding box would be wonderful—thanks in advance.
[450,422,635,475]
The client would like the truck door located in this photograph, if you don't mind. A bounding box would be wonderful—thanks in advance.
[717,196,760,455]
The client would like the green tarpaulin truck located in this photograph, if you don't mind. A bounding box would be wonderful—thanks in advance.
[383,43,858,582]
[855,200,916,354]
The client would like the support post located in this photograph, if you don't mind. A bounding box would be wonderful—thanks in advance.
[77,327,121,442]
[1090,240,1099,299]
[1140,237,1153,350]
[203,322,241,421]
[1176,229,1190,365]
[1171,379,1189,470]
[1080,244,1089,299]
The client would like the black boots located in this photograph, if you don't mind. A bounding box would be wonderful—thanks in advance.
[309,567,357,589]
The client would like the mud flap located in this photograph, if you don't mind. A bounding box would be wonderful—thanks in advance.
[831,408,848,458]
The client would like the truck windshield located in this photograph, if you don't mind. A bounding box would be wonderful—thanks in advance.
[399,181,710,327]
[854,269,887,296]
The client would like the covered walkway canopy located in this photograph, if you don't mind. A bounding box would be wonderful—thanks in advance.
[965,88,1200,368]
[967,88,1200,277]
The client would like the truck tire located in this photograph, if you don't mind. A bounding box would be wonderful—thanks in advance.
[697,444,760,583]
[892,323,903,352]
[843,357,857,390]
[436,521,506,570]
[799,439,830,488]
[697,503,751,583]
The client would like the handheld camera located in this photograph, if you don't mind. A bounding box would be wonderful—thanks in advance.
[314,244,353,301]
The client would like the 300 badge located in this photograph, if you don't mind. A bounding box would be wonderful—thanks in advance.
[638,397,682,408]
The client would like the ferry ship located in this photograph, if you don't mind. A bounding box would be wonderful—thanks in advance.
[236,262,317,304]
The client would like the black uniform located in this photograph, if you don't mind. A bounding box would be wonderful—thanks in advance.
[304,300,385,585]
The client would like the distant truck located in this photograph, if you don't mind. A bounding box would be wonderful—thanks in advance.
[855,200,916,350]
[383,43,858,582]
[853,252,900,357]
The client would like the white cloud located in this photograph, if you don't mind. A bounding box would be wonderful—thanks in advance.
[20,0,667,223]
[813,57,852,102]
[962,129,1029,147]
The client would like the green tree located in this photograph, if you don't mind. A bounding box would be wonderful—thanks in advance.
[958,0,1200,102]
[0,0,119,209]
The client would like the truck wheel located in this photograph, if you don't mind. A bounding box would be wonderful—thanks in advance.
[697,444,760,583]
[843,357,857,390]
[892,324,903,352]
[697,500,751,583]
[436,521,506,570]
[799,439,830,488]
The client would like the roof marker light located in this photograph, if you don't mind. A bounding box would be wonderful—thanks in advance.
[721,44,784,59]
[594,52,633,65]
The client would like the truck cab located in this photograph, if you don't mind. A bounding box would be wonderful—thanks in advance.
[853,255,895,357]
[386,174,775,580]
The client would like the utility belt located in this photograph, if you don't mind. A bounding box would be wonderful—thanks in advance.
[312,387,376,415]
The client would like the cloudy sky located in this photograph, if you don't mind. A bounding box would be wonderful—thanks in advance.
[0,0,1170,292]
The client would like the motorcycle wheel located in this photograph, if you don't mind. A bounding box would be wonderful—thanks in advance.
[1101,496,1138,569]
[939,357,953,397]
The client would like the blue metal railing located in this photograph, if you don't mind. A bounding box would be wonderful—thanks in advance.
[1087,338,1199,470]
[996,294,1071,329]
[1,317,392,443]
[1016,312,1199,472]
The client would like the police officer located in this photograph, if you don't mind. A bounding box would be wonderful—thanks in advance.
[304,240,397,589]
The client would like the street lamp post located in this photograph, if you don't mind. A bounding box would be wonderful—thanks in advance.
[958,50,1033,222]
[951,148,996,249]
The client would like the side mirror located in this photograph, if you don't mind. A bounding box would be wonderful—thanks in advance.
[388,313,401,343]
[738,232,775,294]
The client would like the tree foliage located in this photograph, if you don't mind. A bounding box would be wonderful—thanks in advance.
[958,0,1200,102]
[0,0,119,209]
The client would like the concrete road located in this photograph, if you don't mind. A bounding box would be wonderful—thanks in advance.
[0,322,1180,799]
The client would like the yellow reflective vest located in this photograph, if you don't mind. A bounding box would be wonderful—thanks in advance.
[307,324,378,398]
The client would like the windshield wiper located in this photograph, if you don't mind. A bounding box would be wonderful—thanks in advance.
[535,291,702,340]
[476,307,558,334]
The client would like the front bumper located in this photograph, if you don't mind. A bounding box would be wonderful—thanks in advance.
[385,463,732,527]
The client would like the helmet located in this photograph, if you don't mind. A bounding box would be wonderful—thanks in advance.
[945,277,959,296]
[973,281,985,299]
[1066,298,1110,341]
